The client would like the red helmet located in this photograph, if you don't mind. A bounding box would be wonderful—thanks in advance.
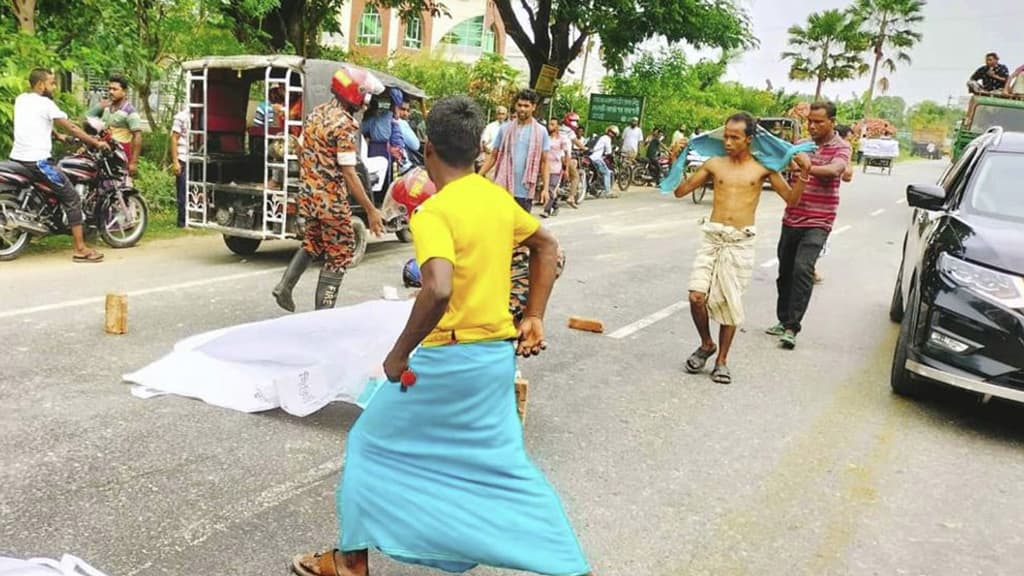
[563,112,580,129]
[330,65,385,109]
[388,167,437,218]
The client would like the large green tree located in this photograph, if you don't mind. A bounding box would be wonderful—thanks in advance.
[854,0,925,117]
[781,9,869,101]
[603,48,784,135]
[496,0,754,86]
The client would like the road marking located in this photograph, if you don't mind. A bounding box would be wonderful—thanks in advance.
[608,300,690,339]
[126,456,344,575]
[870,209,886,216]
[760,258,779,268]
[832,224,853,236]
[0,267,284,319]
[896,198,906,205]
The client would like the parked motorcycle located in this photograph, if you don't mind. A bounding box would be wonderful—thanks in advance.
[631,155,671,188]
[0,118,148,261]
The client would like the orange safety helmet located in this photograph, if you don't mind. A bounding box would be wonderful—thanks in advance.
[388,167,438,218]
[563,112,581,129]
[330,65,385,109]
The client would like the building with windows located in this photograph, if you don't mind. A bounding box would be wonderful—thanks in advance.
[327,0,604,92]
[331,0,505,62]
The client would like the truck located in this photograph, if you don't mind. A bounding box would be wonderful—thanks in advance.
[180,55,427,263]
[951,94,1024,161]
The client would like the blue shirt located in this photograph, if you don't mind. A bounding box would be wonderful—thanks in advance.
[492,122,551,198]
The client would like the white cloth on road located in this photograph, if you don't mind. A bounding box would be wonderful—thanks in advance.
[0,555,109,576]
[123,299,413,416]
[688,221,757,326]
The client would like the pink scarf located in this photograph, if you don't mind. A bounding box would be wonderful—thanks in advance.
[494,119,544,195]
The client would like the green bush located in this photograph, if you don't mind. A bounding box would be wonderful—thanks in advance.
[133,158,177,215]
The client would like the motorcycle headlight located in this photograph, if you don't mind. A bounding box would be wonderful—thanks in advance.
[938,253,1024,309]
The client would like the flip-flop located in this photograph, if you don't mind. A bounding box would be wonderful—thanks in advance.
[292,550,353,576]
[685,345,717,373]
[72,250,104,263]
[711,364,732,385]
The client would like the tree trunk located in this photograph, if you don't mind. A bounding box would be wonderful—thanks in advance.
[11,0,37,34]
[815,75,823,101]
[863,15,889,118]
[864,50,882,117]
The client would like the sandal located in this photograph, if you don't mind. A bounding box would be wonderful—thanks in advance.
[72,250,104,263]
[711,364,732,385]
[685,344,717,373]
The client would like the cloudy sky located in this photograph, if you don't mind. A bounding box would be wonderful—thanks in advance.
[711,0,1024,105]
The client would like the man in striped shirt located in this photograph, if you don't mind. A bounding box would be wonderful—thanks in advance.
[767,102,851,349]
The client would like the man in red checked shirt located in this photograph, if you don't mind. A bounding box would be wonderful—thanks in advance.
[767,101,852,349]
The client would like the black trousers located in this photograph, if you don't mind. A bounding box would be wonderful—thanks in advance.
[776,225,829,333]
[175,168,187,227]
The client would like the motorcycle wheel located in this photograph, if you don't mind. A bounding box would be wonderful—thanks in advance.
[396,227,413,243]
[0,194,31,261]
[97,192,148,248]
[616,166,631,192]
[577,170,588,204]
[630,164,647,187]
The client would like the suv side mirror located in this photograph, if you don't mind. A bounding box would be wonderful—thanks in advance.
[906,184,946,210]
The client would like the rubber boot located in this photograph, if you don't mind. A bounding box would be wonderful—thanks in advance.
[315,267,346,310]
[272,249,311,312]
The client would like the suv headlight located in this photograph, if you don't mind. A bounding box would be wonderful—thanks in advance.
[938,253,1024,309]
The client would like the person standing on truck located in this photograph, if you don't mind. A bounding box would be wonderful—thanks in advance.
[272,67,386,312]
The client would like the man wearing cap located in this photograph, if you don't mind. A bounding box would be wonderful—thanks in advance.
[622,116,644,160]
[271,67,386,312]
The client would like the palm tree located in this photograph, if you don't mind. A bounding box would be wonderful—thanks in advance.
[781,9,870,101]
[855,0,925,117]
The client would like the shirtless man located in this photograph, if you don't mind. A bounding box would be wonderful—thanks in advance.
[672,112,811,384]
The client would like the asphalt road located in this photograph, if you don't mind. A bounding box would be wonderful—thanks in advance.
[4,159,1024,576]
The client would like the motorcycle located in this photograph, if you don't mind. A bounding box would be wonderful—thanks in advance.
[0,117,149,261]
[579,153,617,200]
[631,155,671,188]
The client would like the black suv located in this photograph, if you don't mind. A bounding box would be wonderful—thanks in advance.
[889,127,1024,402]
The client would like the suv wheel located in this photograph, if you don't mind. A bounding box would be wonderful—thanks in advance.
[889,258,905,323]
[891,281,930,398]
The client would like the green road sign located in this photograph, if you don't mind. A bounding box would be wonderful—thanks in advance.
[588,94,645,124]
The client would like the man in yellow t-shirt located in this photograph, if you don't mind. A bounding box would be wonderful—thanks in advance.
[292,96,592,576]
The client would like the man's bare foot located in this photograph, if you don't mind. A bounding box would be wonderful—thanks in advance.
[291,549,368,576]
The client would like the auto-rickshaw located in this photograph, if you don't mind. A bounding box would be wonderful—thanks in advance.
[180,55,427,264]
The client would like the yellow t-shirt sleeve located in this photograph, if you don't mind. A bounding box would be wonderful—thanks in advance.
[410,210,455,266]
[512,200,541,244]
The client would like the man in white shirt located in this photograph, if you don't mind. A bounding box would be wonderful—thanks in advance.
[170,108,189,227]
[9,68,110,262]
[477,105,507,171]
[589,125,618,197]
[621,117,643,160]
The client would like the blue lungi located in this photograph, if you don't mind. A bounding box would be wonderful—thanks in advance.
[338,340,590,575]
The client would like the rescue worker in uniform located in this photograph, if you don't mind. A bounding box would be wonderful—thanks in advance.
[272,66,386,311]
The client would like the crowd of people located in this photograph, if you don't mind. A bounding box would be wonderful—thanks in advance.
[10,58,857,574]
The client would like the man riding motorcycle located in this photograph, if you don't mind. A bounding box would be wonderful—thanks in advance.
[9,68,110,262]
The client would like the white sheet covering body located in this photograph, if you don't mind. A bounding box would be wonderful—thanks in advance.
[123,299,414,416]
